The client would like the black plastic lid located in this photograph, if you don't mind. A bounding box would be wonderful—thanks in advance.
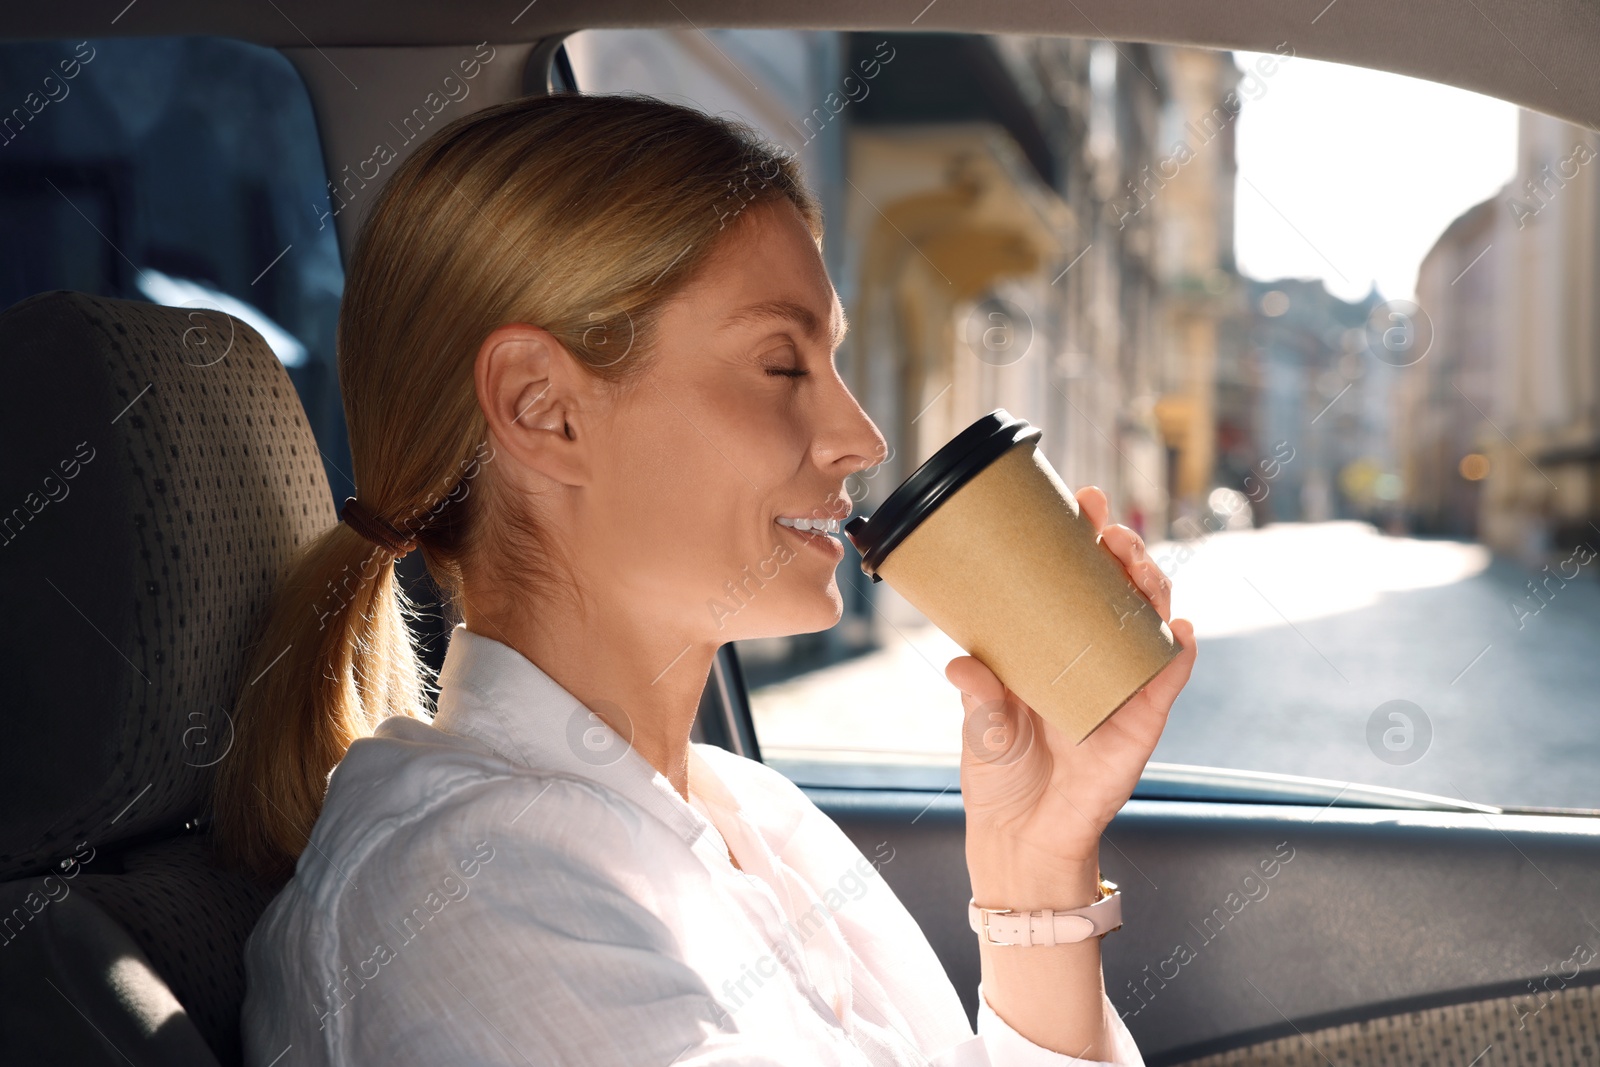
[845,409,1042,580]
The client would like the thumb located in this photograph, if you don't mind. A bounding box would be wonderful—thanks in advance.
[949,656,1034,768]
[946,655,1003,705]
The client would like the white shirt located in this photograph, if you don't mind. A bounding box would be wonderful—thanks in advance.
[242,623,1144,1066]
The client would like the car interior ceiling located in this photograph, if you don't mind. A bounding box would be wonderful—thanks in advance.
[7,0,1600,133]
[3,5,1599,1067]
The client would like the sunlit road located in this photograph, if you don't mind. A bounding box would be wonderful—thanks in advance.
[749,522,1600,811]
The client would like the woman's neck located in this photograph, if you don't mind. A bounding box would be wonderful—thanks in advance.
[460,591,717,800]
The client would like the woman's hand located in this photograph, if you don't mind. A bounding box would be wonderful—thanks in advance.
[949,485,1198,908]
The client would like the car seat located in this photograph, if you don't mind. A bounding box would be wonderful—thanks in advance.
[0,290,336,1065]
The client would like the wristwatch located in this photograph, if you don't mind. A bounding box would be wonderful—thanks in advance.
[968,878,1122,946]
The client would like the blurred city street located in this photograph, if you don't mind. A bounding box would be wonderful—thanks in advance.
[750,522,1600,812]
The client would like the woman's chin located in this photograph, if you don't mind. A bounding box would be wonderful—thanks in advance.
[733,589,844,641]
[796,597,845,636]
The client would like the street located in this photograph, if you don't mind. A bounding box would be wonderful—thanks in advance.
[749,522,1600,812]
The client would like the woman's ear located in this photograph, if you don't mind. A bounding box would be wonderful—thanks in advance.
[475,323,593,487]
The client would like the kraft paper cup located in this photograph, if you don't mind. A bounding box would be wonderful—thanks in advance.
[845,409,1181,744]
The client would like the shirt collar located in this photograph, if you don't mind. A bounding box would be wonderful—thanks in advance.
[430,622,712,850]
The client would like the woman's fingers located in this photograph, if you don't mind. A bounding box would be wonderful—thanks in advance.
[1075,486,1172,618]
[1075,485,1110,534]
[1140,616,1198,710]
[1100,523,1173,620]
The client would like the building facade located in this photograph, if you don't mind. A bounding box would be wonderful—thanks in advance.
[1398,109,1600,561]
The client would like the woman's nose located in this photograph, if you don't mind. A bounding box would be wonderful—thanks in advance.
[818,376,888,476]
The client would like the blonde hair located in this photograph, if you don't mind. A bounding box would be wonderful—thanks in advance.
[214,93,821,884]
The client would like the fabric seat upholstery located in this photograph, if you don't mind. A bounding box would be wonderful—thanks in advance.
[0,291,336,1064]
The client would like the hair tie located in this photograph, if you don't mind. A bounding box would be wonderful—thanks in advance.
[339,496,418,559]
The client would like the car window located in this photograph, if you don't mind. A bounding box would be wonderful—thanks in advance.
[573,29,1593,813]
[0,36,351,499]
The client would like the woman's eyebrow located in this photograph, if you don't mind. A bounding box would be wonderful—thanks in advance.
[721,298,847,348]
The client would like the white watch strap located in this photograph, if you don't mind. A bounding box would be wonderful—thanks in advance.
[968,889,1122,947]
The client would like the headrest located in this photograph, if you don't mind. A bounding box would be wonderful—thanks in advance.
[0,291,336,880]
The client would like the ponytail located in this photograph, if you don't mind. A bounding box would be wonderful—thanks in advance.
[213,524,429,885]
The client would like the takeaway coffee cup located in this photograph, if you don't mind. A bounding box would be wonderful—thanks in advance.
[844,409,1181,744]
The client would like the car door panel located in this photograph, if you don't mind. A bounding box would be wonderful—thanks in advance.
[806,787,1600,1064]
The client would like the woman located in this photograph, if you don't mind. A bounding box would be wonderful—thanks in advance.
[218,92,1197,1066]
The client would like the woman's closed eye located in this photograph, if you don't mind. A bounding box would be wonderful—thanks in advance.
[761,346,810,379]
